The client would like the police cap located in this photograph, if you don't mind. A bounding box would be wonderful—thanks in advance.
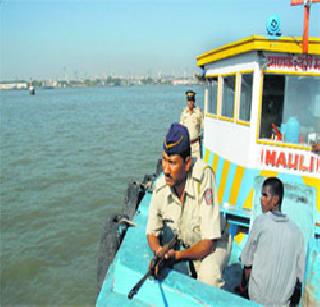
[185,90,196,101]
[163,123,190,156]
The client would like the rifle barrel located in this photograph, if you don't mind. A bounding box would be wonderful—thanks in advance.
[128,235,177,300]
[128,271,152,300]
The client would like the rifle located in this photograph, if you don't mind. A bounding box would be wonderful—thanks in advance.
[128,235,177,300]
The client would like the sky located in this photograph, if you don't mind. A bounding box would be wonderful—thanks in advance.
[0,0,319,81]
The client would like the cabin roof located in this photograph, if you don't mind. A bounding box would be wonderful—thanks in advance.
[197,35,320,67]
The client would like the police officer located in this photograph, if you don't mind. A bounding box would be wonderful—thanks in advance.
[180,90,203,159]
[146,123,230,287]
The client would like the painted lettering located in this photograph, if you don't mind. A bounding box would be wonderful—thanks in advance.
[309,157,314,172]
[288,153,299,170]
[299,155,309,172]
[276,152,287,168]
[265,150,276,166]
[261,149,319,174]
[267,55,320,72]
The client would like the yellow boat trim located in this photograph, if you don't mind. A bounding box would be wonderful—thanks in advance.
[217,75,222,116]
[236,120,250,126]
[259,170,279,178]
[240,70,254,75]
[302,177,320,212]
[212,154,219,173]
[197,35,320,66]
[256,71,264,142]
[206,70,255,79]
[221,72,237,77]
[264,70,320,76]
[218,160,231,204]
[257,140,311,151]
[205,114,250,127]
[206,74,219,78]
[204,148,210,163]
[218,115,235,122]
[234,232,246,245]
[229,165,245,206]
[243,189,254,209]
[205,113,218,119]
[234,72,241,121]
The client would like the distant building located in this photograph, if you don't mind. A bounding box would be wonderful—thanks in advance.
[42,80,58,88]
[0,82,27,90]
[171,78,198,86]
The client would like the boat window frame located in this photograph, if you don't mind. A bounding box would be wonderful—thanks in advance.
[236,70,254,127]
[205,76,219,118]
[205,71,254,126]
[256,70,320,150]
[220,73,236,121]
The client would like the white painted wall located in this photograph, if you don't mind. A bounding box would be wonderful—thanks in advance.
[204,52,262,168]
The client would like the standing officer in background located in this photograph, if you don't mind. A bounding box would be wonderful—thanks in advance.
[146,123,230,288]
[180,90,203,159]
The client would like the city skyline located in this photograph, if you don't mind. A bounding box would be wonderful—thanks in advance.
[1,0,320,81]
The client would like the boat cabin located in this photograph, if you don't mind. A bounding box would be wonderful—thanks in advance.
[198,35,319,216]
[198,35,320,303]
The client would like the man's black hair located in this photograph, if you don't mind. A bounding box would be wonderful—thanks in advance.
[262,177,284,206]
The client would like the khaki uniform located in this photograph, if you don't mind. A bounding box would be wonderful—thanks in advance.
[146,160,230,287]
[180,107,203,159]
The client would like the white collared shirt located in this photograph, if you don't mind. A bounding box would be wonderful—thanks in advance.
[146,160,221,246]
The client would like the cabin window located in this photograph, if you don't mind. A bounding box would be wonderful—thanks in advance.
[260,74,320,145]
[239,73,253,122]
[221,75,235,118]
[207,78,218,114]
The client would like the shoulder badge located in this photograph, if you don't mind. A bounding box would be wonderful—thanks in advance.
[204,189,213,205]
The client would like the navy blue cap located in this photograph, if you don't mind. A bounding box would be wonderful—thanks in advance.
[163,123,190,155]
[185,90,196,101]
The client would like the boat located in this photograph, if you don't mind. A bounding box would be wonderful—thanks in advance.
[28,83,35,95]
[96,25,320,307]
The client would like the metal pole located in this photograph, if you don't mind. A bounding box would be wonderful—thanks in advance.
[303,3,310,53]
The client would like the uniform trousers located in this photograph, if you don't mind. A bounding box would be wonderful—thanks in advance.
[191,141,201,159]
[162,231,231,288]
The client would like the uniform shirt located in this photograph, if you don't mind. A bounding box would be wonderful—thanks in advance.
[240,211,305,306]
[180,107,203,141]
[146,160,221,247]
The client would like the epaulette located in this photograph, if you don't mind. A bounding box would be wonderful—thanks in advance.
[154,175,167,193]
[192,159,211,182]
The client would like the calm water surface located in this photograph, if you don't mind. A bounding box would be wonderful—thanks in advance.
[0,85,203,305]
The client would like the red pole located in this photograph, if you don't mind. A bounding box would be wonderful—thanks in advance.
[303,3,310,53]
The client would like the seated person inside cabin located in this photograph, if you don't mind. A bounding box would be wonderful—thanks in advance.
[260,97,283,140]
[312,143,320,155]
[146,123,230,287]
[238,177,305,306]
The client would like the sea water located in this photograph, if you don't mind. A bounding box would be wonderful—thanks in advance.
[0,85,203,305]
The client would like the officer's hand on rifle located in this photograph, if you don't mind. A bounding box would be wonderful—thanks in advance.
[154,246,176,259]
[150,247,176,279]
[164,249,176,259]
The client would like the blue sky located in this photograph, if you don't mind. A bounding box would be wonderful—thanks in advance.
[1,0,319,80]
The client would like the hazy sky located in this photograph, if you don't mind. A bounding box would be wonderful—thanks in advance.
[1,0,319,80]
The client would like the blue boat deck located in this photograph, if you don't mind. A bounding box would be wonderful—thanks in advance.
[97,192,259,306]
